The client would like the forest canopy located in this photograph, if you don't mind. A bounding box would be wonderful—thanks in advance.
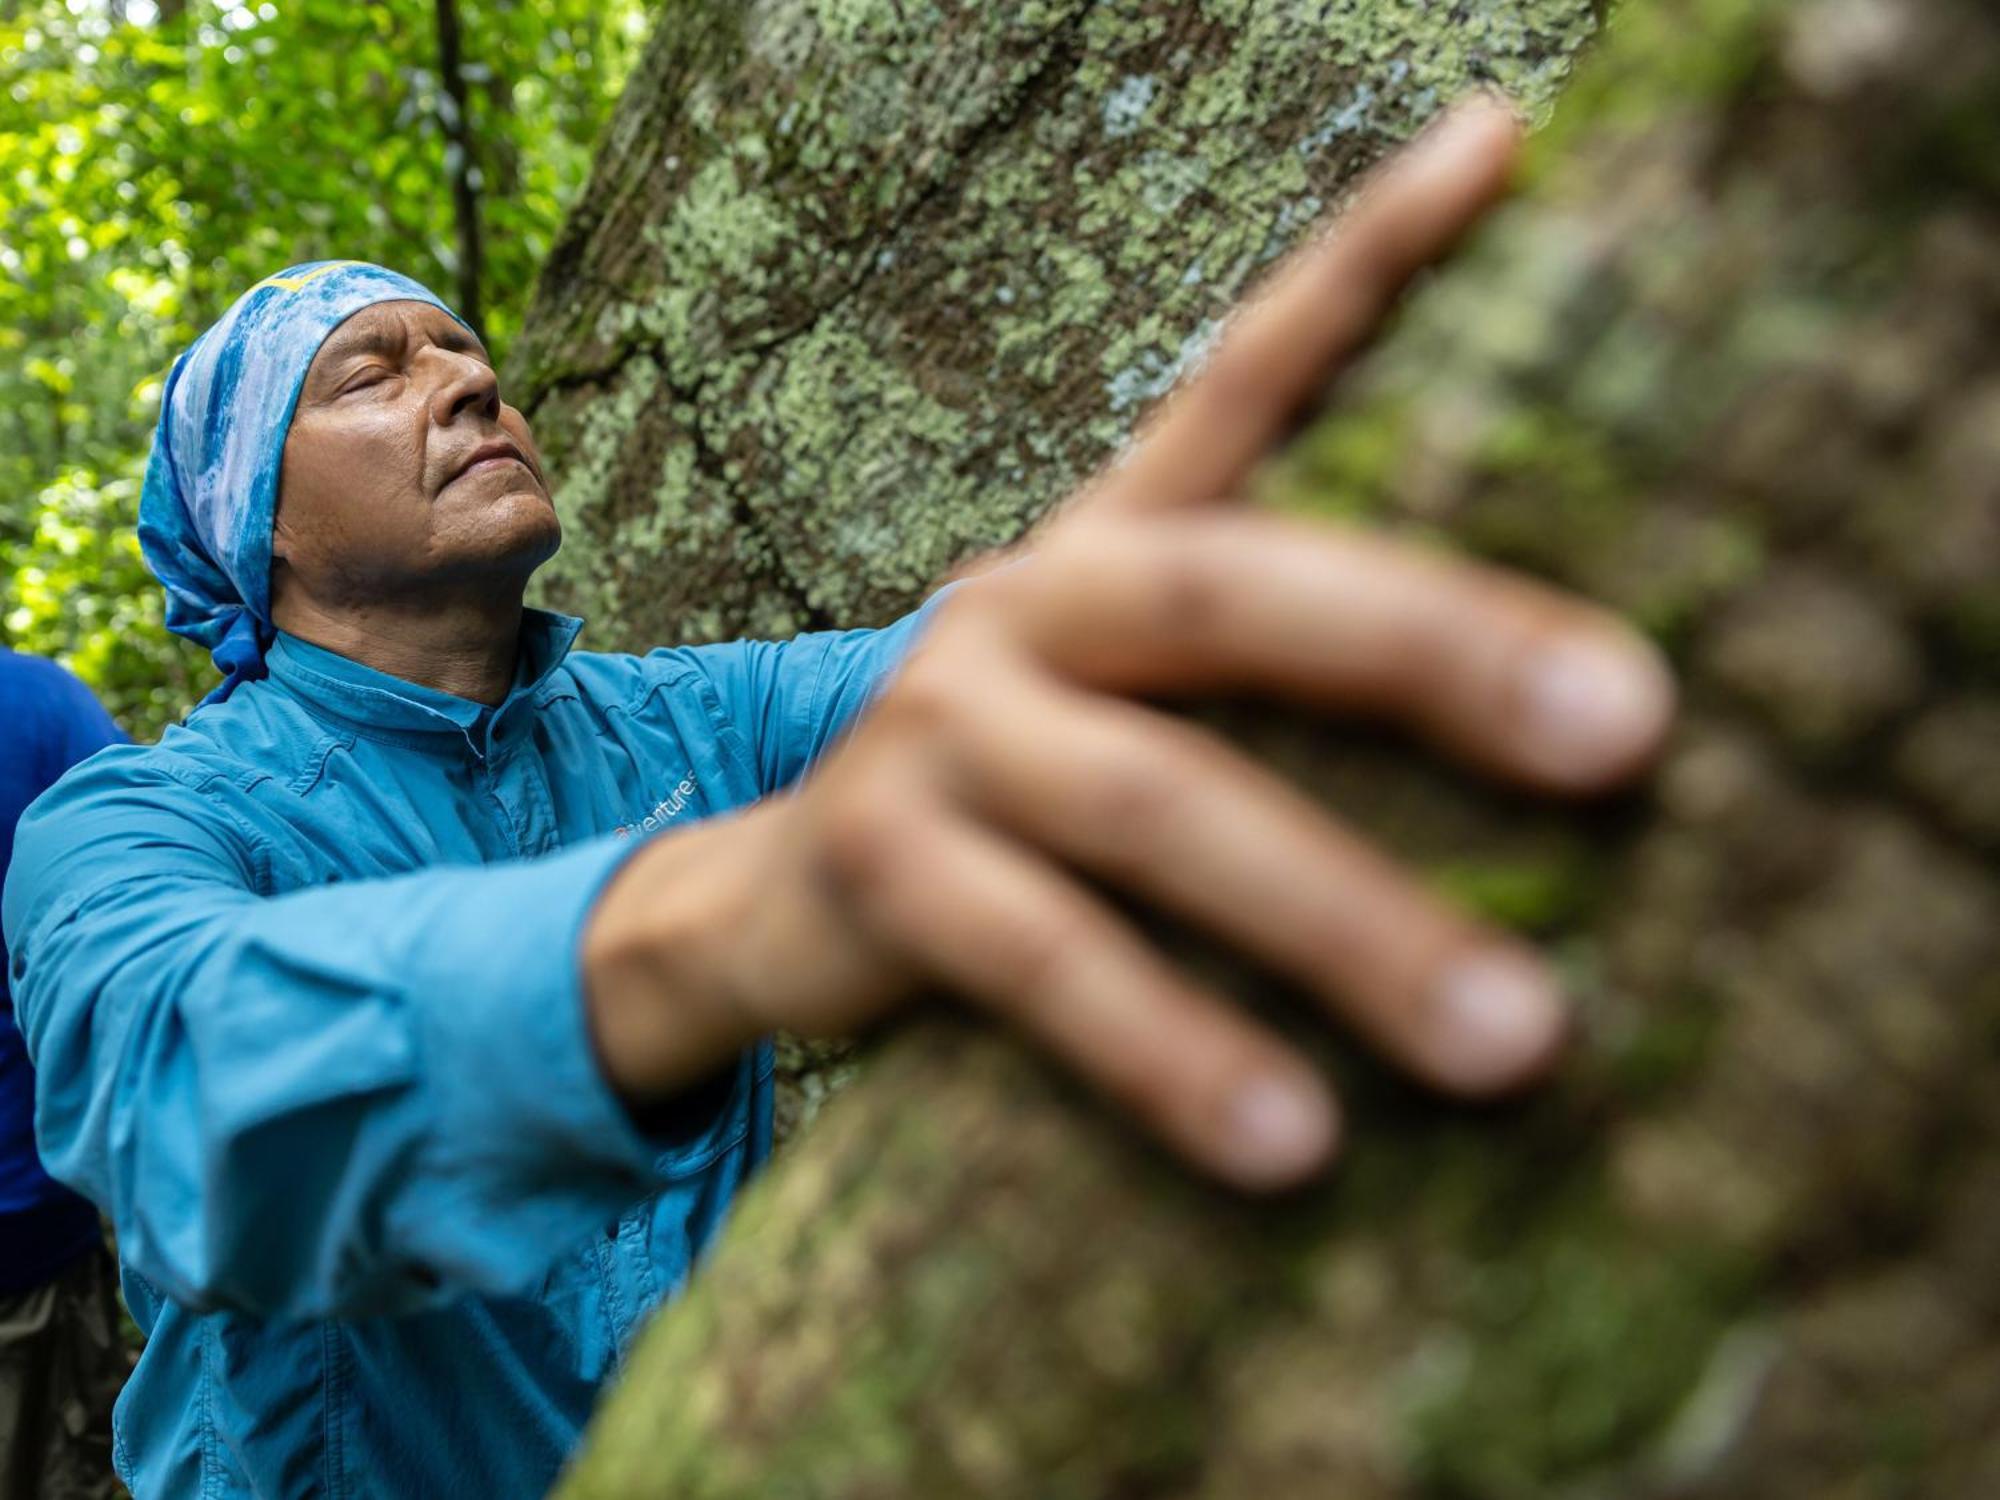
[0,0,649,736]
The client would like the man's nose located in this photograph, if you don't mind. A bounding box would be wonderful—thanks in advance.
[429,348,501,424]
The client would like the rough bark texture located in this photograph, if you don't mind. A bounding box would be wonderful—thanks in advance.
[510,0,1601,1140]
[510,0,1597,644]
[529,0,2000,1494]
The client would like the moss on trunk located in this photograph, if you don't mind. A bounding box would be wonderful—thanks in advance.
[531,0,2000,1494]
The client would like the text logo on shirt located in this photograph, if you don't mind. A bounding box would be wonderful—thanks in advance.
[614,774,699,839]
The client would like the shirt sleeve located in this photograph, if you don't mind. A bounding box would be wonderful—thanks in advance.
[665,582,964,795]
[0,750,709,1322]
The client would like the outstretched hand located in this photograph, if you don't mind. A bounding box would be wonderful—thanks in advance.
[583,97,1675,1190]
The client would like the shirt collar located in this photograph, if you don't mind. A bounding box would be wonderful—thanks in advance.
[262,607,585,756]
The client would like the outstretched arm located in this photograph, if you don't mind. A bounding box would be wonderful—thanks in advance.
[2,756,692,1320]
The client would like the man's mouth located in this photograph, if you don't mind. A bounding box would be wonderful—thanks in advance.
[447,439,532,487]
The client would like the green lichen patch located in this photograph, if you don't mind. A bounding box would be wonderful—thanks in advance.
[517,0,1601,649]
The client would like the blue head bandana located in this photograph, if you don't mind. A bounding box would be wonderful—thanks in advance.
[138,260,474,708]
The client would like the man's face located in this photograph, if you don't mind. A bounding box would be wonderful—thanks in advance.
[274,299,558,612]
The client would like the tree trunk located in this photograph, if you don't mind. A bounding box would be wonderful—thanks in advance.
[434,0,486,340]
[509,0,1600,1139]
[519,0,2000,1495]
[508,0,1597,647]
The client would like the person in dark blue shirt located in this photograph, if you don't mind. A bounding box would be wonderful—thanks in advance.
[0,645,130,1500]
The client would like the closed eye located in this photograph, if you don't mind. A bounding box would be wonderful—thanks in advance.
[338,368,394,396]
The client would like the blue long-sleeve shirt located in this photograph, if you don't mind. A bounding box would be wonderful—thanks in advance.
[0,600,946,1500]
[0,646,128,1294]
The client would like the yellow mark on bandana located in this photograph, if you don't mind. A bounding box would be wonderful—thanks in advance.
[249,261,362,295]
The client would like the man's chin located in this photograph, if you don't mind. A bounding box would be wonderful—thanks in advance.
[437,490,562,573]
[457,480,557,527]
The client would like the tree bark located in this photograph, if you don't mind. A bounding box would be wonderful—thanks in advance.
[434,0,485,339]
[509,0,1597,646]
[521,0,2000,1494]
[509,0,1600,1140]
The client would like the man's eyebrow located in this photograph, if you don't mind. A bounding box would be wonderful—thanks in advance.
[435,324,489,360]
[315,322,402,372]
[312,318,489,382]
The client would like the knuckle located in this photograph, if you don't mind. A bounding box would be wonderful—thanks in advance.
[1035,521,1119,597]
[985,906,1097,1009]
[1110,1042,1195,1126]
[1195,340,1269,424]
[1377,608,1459,704]
[1140,543,1230,642]
[1352,560,1489,707]
[1296,899,1378,997]
[1074,753,1182,869]
[878,651,971,740]
[1094,999,1246,1139]
[815,779,913,910]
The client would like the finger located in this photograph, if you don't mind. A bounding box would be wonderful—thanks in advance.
[827,799,1339,1191]
[1008,511,1675,795]
[1084,95,1522,517]
[943,660,1566,1096]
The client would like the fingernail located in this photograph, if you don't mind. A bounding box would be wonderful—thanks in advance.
[1418,93,1521,153]
[1452,88,1526,127]
[1223,1074,1337,1186]
[1427,950,1567,1092]
[1517,633,1675,787]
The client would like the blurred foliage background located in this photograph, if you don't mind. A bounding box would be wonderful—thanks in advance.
[0,0,651,739]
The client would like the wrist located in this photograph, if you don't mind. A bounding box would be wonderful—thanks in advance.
[579,810,772,1110]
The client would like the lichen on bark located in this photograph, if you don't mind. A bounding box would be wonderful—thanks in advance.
[509,0,1599,650]
[542,0,2000,1493]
